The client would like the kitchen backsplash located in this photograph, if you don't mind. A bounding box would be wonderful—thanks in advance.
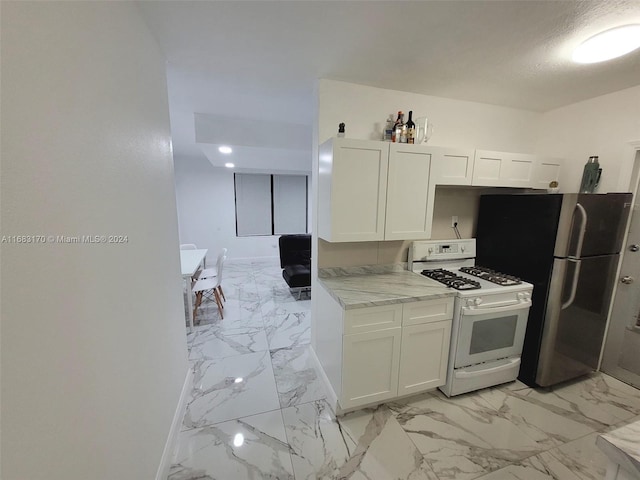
[317,186,482,268]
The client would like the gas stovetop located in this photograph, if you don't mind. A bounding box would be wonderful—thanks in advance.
[409,239,533,296]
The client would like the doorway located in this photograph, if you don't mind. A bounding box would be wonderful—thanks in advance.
[601,147,640,387]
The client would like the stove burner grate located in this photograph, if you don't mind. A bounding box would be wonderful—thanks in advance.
[421,268,481,290]
[458,266,522,286]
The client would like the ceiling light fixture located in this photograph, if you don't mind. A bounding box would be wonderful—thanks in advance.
[218,146,233,154]
[572,24,640,63]
[225,162,235,168]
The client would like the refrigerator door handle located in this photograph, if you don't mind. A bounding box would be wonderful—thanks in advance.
[571,203,588,259]
[561,258,581,310]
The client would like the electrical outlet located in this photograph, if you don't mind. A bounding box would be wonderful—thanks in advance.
[451,216,458,228]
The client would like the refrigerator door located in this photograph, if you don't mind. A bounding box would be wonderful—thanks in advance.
[554,193,631,258]
[536,254,620,387]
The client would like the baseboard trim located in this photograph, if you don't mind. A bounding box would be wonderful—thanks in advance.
[155,366,193,480]
[308,345,340,414]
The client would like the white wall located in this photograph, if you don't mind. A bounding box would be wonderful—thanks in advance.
[174,156,305,260]
[318,79,541,149]
[536,85,640,193]
[1,3,188,479]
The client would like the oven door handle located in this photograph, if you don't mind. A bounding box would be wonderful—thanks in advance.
[461,299,531,316]
[455,357,521,379]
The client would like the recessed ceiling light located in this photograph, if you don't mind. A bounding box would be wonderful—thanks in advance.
[572,24,640,63]
[218,146,233,154]
[225,162,235,168]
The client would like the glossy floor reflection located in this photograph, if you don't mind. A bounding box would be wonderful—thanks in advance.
[169,257,640,480]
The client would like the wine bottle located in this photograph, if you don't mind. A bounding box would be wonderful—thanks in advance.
[406,111,415,144]
[392,111,404,143]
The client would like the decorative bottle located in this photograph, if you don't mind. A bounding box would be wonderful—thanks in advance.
[579,156,602,193]
[406,111,416,144]
[383,114,394,141]
[392,111,404,143]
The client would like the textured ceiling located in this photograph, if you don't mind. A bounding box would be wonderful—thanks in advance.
[137,0,640,161]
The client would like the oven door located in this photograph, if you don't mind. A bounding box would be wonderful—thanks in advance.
[455,300,531,368]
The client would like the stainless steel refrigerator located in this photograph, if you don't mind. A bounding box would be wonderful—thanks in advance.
[476,193,632,387]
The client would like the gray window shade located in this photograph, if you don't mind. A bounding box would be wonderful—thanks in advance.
[234,173,308,237]
[234,173,271,236]
[273,175,307,234]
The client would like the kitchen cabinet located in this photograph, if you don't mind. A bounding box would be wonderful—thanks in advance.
[531,156,562,189]
[398,298,453,395]
[472,150,536,188]
[318,138,435,242]
[315,283,454,411]
[342,327,402,408]
[429,148,475,186]
[318,138,388,242]
[398,321,451,396]
[385,143,434,240]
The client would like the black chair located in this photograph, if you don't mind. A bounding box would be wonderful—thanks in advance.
[278,234,311,299]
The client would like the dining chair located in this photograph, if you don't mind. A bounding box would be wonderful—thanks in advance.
[199,248,227,282]
[192,254,226,321]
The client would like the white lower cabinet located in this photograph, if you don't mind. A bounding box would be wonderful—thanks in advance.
[342,328,402,409]
[398,321,451,396]
[316,288,454,411]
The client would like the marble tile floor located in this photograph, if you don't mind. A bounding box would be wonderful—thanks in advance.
[170,257,640,480]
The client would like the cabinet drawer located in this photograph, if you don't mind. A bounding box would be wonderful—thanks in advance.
[344,303,403,335]
[402,298,454,326]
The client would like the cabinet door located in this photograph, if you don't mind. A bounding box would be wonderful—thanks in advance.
[398,320,451,396]
[531,157,561,189]
[319,138,389,242]
[341,328,401,409]
[430,148,475,186]
[472,150,535,188]
[384,144,433,240]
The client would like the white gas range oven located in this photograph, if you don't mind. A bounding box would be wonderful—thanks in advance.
[409,239,533,397]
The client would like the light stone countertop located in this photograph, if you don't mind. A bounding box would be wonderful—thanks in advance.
[597,419,640,478]
[317,270,455,310]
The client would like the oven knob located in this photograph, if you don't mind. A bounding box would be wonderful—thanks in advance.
[473,297,483,306]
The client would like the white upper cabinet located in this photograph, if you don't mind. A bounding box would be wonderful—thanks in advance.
[472,150,536,188]
[318,139,564,243]
[384,144,434,240]
[318,138,435,242]
[430,148,475,186]
[318,138,389,242]
[531,156,562,189]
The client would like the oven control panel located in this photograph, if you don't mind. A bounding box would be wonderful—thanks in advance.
[438,244,459,254]
[409,239,476,264]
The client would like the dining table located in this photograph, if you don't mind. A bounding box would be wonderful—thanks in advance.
[180,248,208,331]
